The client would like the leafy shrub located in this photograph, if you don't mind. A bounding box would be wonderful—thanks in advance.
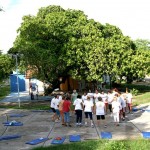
[130,88,139,96]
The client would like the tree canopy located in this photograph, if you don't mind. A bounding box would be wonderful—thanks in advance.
[0,53,13,81]
[10,5,150,86]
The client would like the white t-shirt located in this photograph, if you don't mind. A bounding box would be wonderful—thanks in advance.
[126,93,132,104]
[95,101,105,115]
[87,93,94,103]
[50,97,55,108]
[112,101,120,113]
[59,95,62,101]
[73,98,83,110]
[100,93,108,103]
[107,94,114,104]
[94,93,101,103]
[83,100,94,112]
[54,98,60,109]
[82,95,87,101]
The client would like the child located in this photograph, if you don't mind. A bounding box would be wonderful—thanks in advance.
[83,96,94,127]
[112,96,121,126]
[63,97,71,127]
[73,95,84,126]
[95,97,107,128]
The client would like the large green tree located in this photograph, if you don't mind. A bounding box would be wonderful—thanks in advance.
[0,53,13,81]
[11,5,148,88]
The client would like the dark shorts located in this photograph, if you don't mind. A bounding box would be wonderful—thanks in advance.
[84,112,93,120]
[51,107,56,113]
[96,115,105,120]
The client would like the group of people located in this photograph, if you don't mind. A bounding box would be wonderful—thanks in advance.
[50,88,133,128]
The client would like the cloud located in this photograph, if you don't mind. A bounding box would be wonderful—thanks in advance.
[0,0,150,53]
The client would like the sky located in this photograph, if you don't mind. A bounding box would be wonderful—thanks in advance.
[0,0,150,53]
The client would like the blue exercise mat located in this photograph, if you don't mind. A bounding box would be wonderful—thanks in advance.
[142,109,150,112]
[26,137,49,145]
[69,135,81,142]
[51,137,66,144]
[3,121,23,126]
[0,135,21,141]
[9,114,26,117]
[100,132,112,139]
[132,107,140,112]
[142,132,150,139]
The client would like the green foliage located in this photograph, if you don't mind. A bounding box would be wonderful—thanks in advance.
[0,54,13,81]
[11,5,150,85]
[120,84,150,93]
[0,84,10,100]
[130,88,139,96]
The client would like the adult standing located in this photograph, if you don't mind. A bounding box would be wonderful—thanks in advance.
[100,91,108,114]
[73,95,84,126]
[94,89,101,103]
[63,97,72,127]
[94,97,107,128]
[83,96,94,127]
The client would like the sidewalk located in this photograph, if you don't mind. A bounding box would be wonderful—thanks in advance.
[0,91,53,103]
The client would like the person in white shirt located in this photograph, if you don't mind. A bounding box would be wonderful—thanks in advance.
[112,96,121,126]
[94,97,107,128]
[120,93,126,120]
[94,89,101,103]
[82,92,87,102]
[87,90,94,103]
[73,95,84,126]
[116,93,124,121]
[107,91,114,113]
[126,90,133,113]
[50,95,57,121]
[100,91,108,114]
[83,96,94,127]
[54,95,61,122]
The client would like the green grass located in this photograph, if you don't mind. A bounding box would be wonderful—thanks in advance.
[0,84,10,100]
[32,139,150,150]
[0,101,50,110]
[133,92,150,106]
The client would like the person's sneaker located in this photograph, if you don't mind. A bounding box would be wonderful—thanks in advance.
[79,123,82,127]
[91,124,94,128]
[85,122,88,127]
[122,118,125,121]
[76,123,79,127]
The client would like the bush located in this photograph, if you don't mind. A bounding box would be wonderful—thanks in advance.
[130,88,139,96]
